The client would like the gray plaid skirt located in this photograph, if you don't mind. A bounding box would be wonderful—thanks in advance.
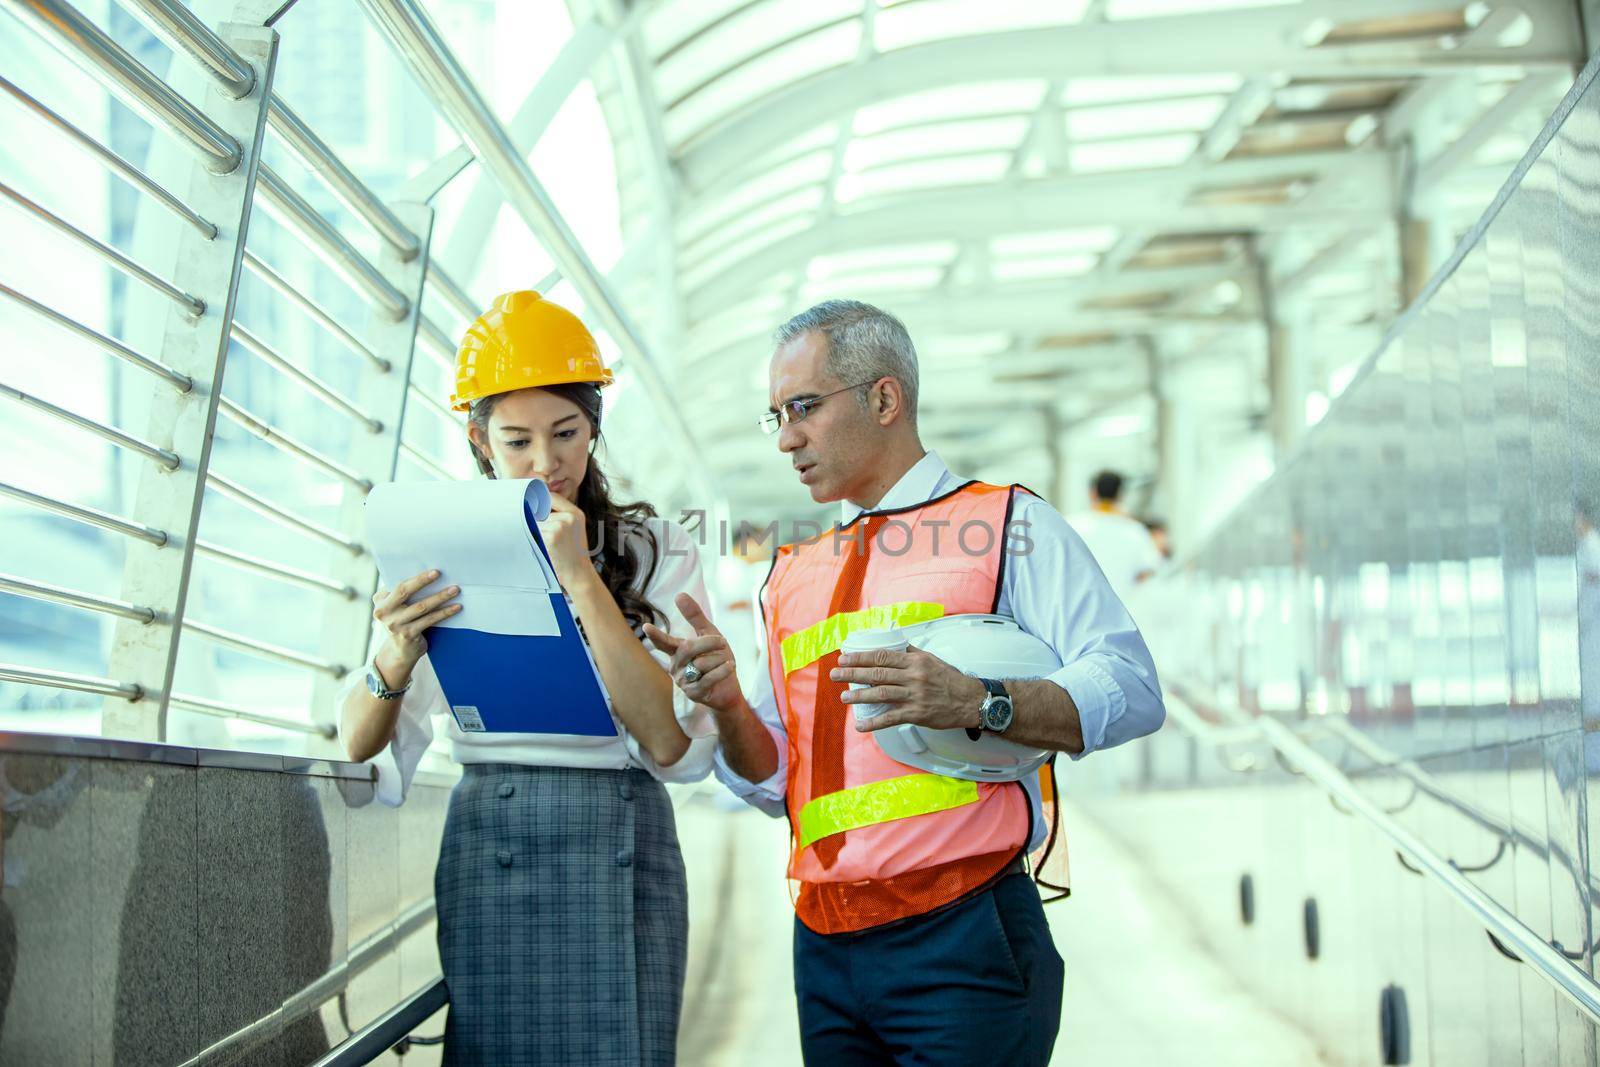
[436,764,687,1065]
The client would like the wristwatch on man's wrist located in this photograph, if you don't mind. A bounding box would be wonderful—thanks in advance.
[366,661,411,701]
[977,677,1014,734]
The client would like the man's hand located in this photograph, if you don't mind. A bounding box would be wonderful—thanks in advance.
[831,646,988,731]
[644,593,743,714]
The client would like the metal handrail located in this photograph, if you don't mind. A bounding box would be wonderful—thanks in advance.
[1162,681,1600,1025]
[119,0,255,100]
[230,323,384,432]
[0,179,205,316]
[424,261,476,321]
[357,0,722,512]
[0,380,181,469]
[243,250,390,372]
[0,282,193,390]
[175,897,438,1067]
[181,618,347,677]
[256,164,410,320]
[167,691,336,738]
[398,440,452,480]
[312,979,447,1067]
[193,539,359,600]
[414,313,457,374]
[0,0,242,173]
[0,572,158,624]
[205,471,365,554]
[0,73,217,237]
[406,381,461,427]
[268,96,421,261]
[0,662,142,701]
[219,396,375,490]
[0,479,169,546]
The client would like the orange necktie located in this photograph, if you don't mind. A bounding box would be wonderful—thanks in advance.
[809,515,875,869]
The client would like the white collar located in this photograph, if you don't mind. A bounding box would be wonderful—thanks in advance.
[840,450,952,524]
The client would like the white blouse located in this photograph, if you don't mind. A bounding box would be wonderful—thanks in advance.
[338,516,718,805]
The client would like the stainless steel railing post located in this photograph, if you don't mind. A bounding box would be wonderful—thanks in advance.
[101,25,279,741]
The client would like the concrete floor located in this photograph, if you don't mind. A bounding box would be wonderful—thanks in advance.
[676,794,1330,1066]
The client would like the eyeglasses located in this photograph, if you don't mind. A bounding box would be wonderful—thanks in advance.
[758,380,877,436]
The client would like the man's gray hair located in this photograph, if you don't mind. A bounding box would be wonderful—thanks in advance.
[775,300,919,423]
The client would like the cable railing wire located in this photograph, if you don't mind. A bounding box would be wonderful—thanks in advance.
[0,282,193,391]
[242,250,390,372]
[256,164,410,320]
[267,95,422,262]
[0,72,217,238]
[0,572,157,624]
[0,178,205,316]
[0,479,169,547]
[193,539,359,601]
[0,380,180,469]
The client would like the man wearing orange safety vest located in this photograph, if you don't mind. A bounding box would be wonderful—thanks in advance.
[645,300,1166,1065]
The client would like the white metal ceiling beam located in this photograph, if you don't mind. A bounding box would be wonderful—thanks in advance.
[675,0,1582,188]
[1414,71,1572,201]
[683,150,1393,314]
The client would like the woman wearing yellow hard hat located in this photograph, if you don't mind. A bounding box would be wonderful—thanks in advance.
[339,291,716,1065]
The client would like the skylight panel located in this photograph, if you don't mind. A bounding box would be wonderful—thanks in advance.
[854,81,1048,135]
[680,149,833,233]
[1061,75,1244,106]
[835,153,1012,202]
[680,188,824,264]
[992,254,1099,282]
[656,0,863,105]
[991,228,1118,258]
[801,267,946,301]
[643,0,751,58]
[665,21,862,147]
[680,214,814,291]
[807,242,960,279]
[843,116,1030,171]
[874,0,1090,51]
[1107,0,1298,20]
[1069,134,1198,172]
[1066,97,1228,141]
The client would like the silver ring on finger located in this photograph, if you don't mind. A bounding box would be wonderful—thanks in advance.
[682,664,703,685]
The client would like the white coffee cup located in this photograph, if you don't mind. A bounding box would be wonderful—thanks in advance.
[839,626,909,724]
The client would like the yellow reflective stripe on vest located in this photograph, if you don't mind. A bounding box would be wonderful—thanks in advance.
[780,601,946,676]
[796,773,979,849]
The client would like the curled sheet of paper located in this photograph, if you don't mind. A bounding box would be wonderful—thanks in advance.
[364,478,559,637]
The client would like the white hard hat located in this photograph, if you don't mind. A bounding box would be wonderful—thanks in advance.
[848,614,1057,783]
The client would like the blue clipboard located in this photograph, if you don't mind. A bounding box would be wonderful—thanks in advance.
[423,504,616,737]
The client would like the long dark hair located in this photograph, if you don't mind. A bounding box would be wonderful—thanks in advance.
[467,383,665,633]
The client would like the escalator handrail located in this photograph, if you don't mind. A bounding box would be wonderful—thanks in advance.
[1161,679,1600,1025]
[310,978,447,1066]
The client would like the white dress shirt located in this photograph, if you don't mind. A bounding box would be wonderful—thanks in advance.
[339,516,718,805]
[714,451,1166,849]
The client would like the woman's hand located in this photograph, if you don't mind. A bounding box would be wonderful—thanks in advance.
[373,568,461,681]
[539,492,595,589]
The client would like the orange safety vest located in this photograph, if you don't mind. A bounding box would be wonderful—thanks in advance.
[762,480,1032,934]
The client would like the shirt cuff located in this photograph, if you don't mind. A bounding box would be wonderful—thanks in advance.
[1048,657,1125,760]
[713,736,788,818]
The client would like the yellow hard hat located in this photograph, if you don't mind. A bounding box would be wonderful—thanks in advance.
[450,290,614,411]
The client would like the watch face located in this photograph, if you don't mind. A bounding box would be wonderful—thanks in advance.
[983,696,1014,733]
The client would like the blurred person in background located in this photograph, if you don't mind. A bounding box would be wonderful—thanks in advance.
[1066,470,1163,601]
[338,292,715,1066]
[1142,517,1172,560]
